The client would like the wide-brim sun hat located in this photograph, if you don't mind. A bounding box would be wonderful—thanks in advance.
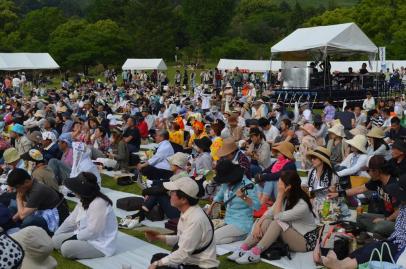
[27,130,43,144]
[11,124,25,135]
[3,147,20,164]
[216,137,238,158]
[214,159,244,184]
[300,123,317,137]
[367,127,385,139]
[328,124,345,138]
[345,134,367,153]
[272,141,295,160]
[11,226,57,269]
[306,146,332,168]
[64,172,100,198]
[20,149,44,163]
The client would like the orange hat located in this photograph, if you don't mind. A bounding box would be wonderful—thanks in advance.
[175,116,184,130]
[193,121,204,131]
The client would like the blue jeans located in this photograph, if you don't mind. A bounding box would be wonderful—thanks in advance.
[257,181,278,200]
[21,215,50,234]
[250,164,263,178]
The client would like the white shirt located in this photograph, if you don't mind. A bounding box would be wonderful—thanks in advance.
[362,97,375,111]
[144,114,156,130]
[12,77,21,87]
[54,198,118,256]
[161,205,219,268]
[148,140,174,171]
[263,125,280,143]
[201,94,211,110]
[337,153,368,177]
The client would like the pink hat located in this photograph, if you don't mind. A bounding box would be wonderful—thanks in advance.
[300,123,317,137]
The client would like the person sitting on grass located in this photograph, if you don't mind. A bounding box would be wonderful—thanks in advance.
[6,168,69,235]
[207,159,260,244]
[303,146,338,222]
[320,173,406,269]
[120,152,190,229]
[228,170,318,265]
[146,177,219,269]
[52,172,118,259]
[327,155,399,238]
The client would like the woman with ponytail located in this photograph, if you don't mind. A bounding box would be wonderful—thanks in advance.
[228,170,318,265]
[52,172,118,259]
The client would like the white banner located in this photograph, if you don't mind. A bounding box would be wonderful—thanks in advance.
[379,47,386,70]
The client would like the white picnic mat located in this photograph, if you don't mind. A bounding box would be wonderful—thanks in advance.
[262,252,317,269]
[78,232,169,269]
[216,241,242,256]
[140,143,158,151]
[65,187,141,219]
[216,241,317,269]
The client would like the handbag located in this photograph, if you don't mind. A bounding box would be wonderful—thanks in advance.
[358,242,404,269]
[0,232,24,269]
[116,197,144,211]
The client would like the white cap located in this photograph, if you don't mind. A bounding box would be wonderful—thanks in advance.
[163,177,199,199]
[167,152,190,170]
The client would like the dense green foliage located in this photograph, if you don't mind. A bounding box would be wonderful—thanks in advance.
[0,0,404,71]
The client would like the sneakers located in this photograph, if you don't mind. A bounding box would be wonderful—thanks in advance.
[227,249,246,261]
[118,216,133,228]
[127,217,142,229]
[235,250,261,264]
[118,211,142,229]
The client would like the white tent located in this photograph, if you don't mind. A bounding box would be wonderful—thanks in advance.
[122,58,167,71]
[271,23,378,60]
[0,53,60,71]
[217,59,270,72]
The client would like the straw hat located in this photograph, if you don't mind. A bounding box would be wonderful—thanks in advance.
[367,127,385,139]
[306,146,332,168]
[345,134,367,153]
[3,148,20,164]
[328,124,345,138]
[217,137,238,158]
[272,141,295,160]
[300,123,317,137]
[350,126,368,136]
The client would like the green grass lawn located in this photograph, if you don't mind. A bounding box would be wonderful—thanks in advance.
[54,175,281,269]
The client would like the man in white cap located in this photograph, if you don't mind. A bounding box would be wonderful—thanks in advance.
[146,177,219,269]
[41,131,62,162]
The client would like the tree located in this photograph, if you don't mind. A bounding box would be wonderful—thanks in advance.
[181,0,235,45]
[127,0,179,59]
[49,19,131,73]
[19,7,66,51]
[0,0,19,33]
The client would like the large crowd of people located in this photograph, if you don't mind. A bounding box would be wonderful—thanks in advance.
[0,67,406,269]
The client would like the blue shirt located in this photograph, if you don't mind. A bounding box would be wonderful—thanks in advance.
[214,177,260,234]
[389,205,406,251]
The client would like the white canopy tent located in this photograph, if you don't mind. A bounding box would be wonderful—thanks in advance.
[217,59,271,72]
[271,23,378,61]
[0,53,60,71]
[122,58,167,71]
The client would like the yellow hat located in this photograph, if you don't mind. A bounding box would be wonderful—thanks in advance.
[3,147,20,164]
